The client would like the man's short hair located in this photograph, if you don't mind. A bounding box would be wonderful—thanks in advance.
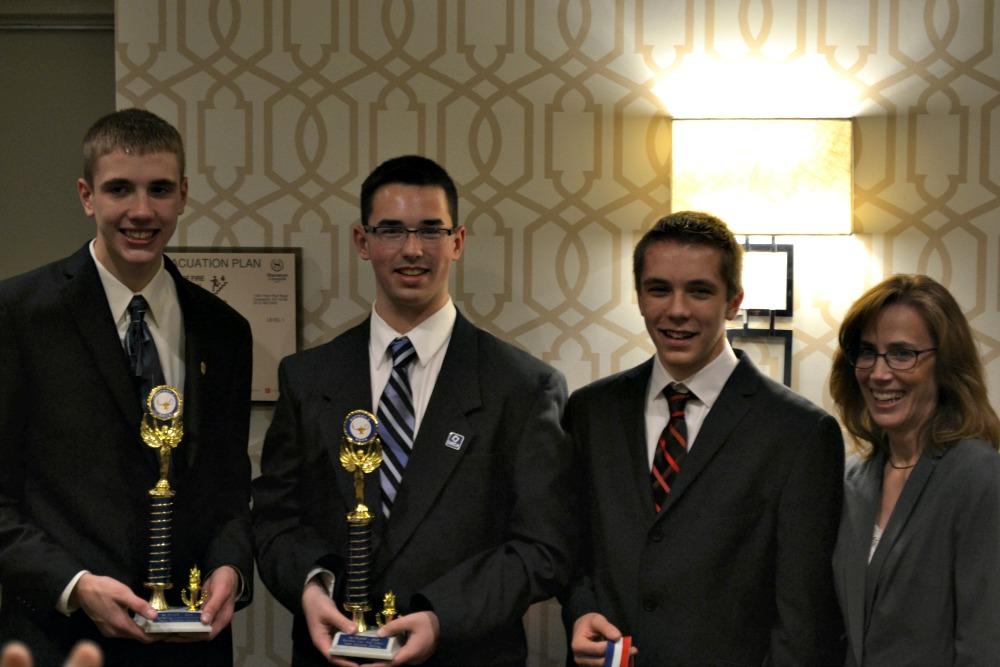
[632,210,743,300]
[360,155,459,227]
[82,108,185,185]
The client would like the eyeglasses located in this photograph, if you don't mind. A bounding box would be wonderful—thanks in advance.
[847,347,937,370]
[364,225,457,245]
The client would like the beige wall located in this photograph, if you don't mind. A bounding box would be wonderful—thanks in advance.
[114,2,1000,665]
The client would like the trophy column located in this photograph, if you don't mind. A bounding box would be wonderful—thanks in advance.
[344,502,374,632]
[145,481,175,610]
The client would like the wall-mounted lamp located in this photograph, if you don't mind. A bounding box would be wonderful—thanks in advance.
[670,118,853,386]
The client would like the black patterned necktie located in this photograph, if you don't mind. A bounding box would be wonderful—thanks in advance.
[651,383,693,512]
[125,295,166,407]
[378,337,417,518]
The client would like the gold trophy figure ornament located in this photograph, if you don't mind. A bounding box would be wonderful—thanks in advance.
[376,591,398,627]
[181,566,208,611]
[340,411,382,524]
[141,386,184,499]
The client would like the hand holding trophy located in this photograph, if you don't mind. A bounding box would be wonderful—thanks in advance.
[329,410,402,660]
[133,385,212,634]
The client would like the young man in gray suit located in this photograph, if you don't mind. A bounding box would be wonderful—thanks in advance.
[563,212,845,666]
[252,155,575,666]
[0,109,253,666]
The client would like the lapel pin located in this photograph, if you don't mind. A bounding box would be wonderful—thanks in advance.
[445,432,465,451]
[200,361,206,376]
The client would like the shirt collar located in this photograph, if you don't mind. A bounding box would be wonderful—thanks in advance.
[370,299,457,370]
[650,337,739,409]
[89,240,169,326]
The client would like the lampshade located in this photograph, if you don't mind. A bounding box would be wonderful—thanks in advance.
[671,119,852,235]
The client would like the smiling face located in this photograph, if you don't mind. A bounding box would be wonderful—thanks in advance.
[855,303,939,450]
[78,149,186,292]
[353,183,465,332]
[637,240,743,380]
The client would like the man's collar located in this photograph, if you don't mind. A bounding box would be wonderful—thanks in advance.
[89,240,168,324]
[650,337,739,408]
[370,299,457,368]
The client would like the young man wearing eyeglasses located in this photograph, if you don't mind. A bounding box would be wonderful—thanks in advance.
[252,155,575,666]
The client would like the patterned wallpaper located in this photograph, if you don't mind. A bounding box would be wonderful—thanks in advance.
[115,1,1000,665]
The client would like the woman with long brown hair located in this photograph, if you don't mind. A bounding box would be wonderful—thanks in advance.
[830,274,1000,665]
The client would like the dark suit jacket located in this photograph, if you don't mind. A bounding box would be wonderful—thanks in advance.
[252,312,574,666]
[0,244,253,666]
[833,439,1000,666]
[561,353,845,666]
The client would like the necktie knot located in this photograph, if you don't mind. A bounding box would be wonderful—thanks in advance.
[389,337,416,370]
[665,383,693,415]
[128,294,151,324]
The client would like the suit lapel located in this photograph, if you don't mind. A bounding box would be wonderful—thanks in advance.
[621,360,658,522]
[842,455,881,666]
[656,354,756,517]
[319,321,381,544]
[61,246,143,429]
[864,446,941,623]
[374,313,481,576]
[169,259,202,470]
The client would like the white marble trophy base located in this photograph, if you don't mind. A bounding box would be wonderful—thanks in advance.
[134,609,212,634]
[330,630,401,660]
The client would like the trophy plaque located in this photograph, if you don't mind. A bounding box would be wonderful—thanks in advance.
[133,385,211,634]
[329,410,402,660]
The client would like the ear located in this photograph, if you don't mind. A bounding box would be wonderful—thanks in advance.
[178,176,188,212]
[449,225,466,261]
[77,178,95,217]
[352,224,371,260]
[725,290,744,320]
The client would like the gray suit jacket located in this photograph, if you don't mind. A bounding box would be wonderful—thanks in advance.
[562,353,845,666]
[833,438,1000,666]
[252,312,575,666]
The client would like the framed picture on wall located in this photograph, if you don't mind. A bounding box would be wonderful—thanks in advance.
[167,247,301,402]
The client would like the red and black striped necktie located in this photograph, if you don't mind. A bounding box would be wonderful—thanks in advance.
[651,383,692,512]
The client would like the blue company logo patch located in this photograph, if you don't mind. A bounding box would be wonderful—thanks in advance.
[445,432,465,450]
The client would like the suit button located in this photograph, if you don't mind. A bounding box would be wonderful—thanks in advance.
[649,529,663,542]
[642,596,657,611]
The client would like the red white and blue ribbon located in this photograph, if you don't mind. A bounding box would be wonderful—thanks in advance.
[603,636,631,667]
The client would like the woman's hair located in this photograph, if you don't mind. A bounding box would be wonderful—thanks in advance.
[830,274,1000,456]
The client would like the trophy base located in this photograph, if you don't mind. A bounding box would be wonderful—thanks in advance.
[134,609,212,634]
[330,630,401,660]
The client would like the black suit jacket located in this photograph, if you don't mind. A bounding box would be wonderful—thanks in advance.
[833,439,1000,666]
[252,312,575,666]
[561,353,845,666]
[0,244,253,666]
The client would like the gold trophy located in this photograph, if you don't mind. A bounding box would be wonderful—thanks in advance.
[329,410,402,660]
[133,385,211,634]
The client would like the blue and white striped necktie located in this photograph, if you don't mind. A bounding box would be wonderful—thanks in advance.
[378,336,417,518]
